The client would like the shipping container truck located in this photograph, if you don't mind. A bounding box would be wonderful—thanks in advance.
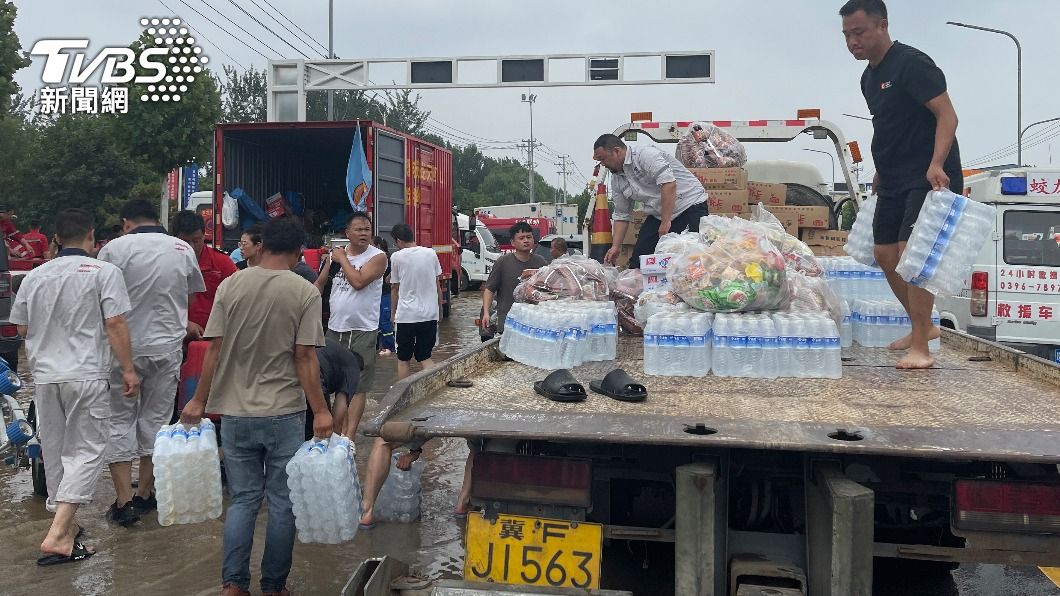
[351,116,1060,595]
[210,120,462,316]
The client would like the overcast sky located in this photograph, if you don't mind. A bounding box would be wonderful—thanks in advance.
[11,0,1060,194]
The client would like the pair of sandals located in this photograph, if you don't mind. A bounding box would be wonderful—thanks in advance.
[534,368,647,403]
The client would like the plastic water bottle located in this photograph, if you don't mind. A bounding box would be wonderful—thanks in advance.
[154,419,223,526]
[929,309,942,353]
[896,190,997,296]
[287,434,361,543]
[374,453,425,523]
[643,314,662,376]
[712,314,731,377]
[844,195,878,266]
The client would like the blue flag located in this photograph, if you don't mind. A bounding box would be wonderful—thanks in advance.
[346,127,372,211]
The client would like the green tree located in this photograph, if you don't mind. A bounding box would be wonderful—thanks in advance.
[15,114,152,229]
[453,144,487,193]
[111,33,221,175]
[219,64,266,123]
[0,0,30,119]
[0,114,35,198]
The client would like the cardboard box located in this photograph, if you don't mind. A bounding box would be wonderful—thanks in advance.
[707,189,750,215]
[642,273,667,291]
[689,167,748,190]
[804,229,849,257]
[639,253,675,274]
[747,181,787,206]
[763,205,830,230]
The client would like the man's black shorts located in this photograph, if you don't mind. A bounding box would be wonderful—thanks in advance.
[873,176,964,245]
[629,201,708,269]
[396,320,438,362]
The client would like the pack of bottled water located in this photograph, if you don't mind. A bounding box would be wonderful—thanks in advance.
[154,420,223,526]
[286,434,362,544]
[851,299,941,352]
[712,313,780,379]
[819,256,894,306]
[501,301,618,368]
[771,312,843,379]
[643,312,712,377]
[895,189,997,296]
[844,195,878,266]
[372,453,425,523]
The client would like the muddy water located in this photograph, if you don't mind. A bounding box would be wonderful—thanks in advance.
[1,294,1056,595]
[0,295,483,596]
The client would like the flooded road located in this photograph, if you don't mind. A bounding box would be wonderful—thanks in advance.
[0,293,1055,595]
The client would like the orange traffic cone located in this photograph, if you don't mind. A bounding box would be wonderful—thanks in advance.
[588,164,613,263]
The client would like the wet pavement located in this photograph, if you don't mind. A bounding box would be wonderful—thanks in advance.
[0,294,1056,595]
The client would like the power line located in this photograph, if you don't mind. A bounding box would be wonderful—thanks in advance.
[193,0,283,58]
[225,0,310,59]
[174,0,271,61]
[258,0,330,54]
[965,122,1060,166]
[246,0,325,57]
[157,0,247,69]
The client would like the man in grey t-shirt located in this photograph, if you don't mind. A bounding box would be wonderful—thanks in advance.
[481,221,546,337]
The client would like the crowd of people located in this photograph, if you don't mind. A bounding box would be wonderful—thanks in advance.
[13,199,488,596]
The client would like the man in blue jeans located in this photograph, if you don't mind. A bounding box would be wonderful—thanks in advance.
[182,218,333,596]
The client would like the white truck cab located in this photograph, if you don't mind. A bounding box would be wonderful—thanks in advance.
[934,167,1060,362]
[456,213,501,289]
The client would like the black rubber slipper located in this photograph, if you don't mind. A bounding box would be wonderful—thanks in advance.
[533,369,587,403]
[37,541,95,566]
[589,369,648,402]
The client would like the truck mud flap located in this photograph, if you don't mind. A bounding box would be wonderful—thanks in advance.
[804,462,874,596]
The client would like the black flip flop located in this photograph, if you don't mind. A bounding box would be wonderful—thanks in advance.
[37,541,95,566]
[590,369,648,403]
[533,369,587,403]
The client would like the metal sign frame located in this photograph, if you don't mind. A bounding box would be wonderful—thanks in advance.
[267,52,714,122]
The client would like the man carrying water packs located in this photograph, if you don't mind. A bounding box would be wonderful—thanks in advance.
[181,218,333,596]
[12,209,140,566]
[841,0,963,369]
[480,221,546,339]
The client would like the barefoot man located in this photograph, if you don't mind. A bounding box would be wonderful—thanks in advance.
[841,0,963,369]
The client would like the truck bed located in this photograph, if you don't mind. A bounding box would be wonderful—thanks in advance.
[366,329,1060,463]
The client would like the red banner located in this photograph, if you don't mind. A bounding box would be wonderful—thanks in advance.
[167,169,180,202]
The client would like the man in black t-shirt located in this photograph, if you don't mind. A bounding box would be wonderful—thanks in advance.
[841,0,961,369]
[304,338,363,439]
[480,221,547,339]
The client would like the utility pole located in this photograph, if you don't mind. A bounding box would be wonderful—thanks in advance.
[521,92,537,201]
[327,0,335,120]
[518,139,540,202]
[555,155,570,204]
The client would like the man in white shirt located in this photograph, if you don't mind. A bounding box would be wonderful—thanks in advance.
[97,199,206,526]
[314,212,387,437]
[593,133,709,269]
[11,209,140,565]
[388,223,443,381]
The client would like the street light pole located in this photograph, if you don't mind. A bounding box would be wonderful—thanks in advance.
[521,92,538,202]
[1019,117,1060,159]
[804,149,836,193]
[947,21,1022,164]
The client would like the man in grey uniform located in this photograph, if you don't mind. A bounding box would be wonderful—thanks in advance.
[98,199,205,525]
[11,209,140,565]
[593,133,709,269]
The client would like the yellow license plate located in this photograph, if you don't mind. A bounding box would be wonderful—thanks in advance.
[464,513,602,589]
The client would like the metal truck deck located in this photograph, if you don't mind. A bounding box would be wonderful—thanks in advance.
[367,329,1060,464]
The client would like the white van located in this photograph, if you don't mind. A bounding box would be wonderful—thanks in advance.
[456,213,501,290]
[934,167,1060,362]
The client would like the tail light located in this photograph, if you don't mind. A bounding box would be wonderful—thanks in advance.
[471,452,591,508]
[954,479,1060,533]
[0,272,11,298]
[0,325,18,338]
[970,271,988,317]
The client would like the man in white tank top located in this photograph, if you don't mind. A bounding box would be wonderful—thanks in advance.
[314,212,387,437]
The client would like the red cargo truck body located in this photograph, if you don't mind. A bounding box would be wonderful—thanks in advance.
[210,120,461,309]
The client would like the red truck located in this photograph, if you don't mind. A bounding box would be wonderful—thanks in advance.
[477,215,554,253]
[210,120,462,316]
